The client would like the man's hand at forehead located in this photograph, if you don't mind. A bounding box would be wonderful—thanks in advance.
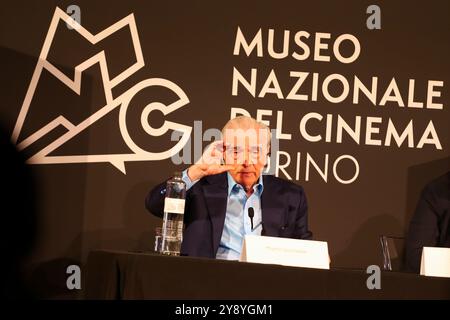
[187,140,233,181]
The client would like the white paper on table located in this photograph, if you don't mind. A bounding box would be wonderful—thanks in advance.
[239,235,329,270]
[420,246,450,278]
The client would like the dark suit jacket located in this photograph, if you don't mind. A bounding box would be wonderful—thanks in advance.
[146,173,313,258]
[405,171,450,273]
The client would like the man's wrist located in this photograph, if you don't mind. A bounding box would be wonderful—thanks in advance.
[187,165,204,182]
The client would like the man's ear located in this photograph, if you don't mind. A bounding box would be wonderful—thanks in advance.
[264,143,271,164]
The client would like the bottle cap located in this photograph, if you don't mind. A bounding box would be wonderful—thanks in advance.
[173,171,183,178]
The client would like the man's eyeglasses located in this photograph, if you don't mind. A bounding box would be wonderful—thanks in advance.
[223,144,267,162]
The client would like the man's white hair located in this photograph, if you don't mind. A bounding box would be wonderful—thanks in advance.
[221,116,272,148]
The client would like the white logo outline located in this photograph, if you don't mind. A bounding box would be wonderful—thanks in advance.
[11,7,192,174]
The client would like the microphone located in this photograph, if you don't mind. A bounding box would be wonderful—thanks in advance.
[248,207,254,231]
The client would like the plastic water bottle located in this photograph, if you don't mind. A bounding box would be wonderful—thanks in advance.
[160,171,186,255]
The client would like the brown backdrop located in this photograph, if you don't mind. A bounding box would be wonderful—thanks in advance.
[0,0,448,298]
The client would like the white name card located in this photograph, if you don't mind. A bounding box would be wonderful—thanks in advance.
[239,235,330,270]
[420,247,450,278]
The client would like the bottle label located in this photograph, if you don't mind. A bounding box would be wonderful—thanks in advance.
[164,198,185,214]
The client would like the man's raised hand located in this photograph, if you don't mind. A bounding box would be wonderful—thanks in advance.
[187,140,234,181]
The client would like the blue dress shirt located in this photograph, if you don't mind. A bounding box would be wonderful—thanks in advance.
[182,170,263,260]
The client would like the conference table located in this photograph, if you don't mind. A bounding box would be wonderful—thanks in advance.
[85,250,450,299]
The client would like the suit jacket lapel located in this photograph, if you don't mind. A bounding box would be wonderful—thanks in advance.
[261,175,285,236]
[202,173,228,254]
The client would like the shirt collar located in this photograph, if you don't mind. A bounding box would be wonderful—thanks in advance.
[227,172,264,196]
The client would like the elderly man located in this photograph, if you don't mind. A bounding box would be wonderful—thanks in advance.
[146,116,312,259]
